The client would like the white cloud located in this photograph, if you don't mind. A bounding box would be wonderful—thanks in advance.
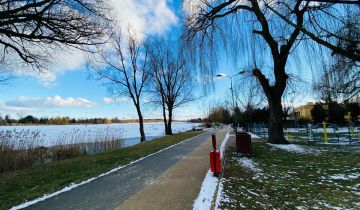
[5,47,87,87]
[6,1,178,86]
[37,49,86,87]
[103,97,129,104]
[104,97,114,104]
[6,95,97,108]
[111,0,178,40]
[0,102,33,112]
[142,98,151,103]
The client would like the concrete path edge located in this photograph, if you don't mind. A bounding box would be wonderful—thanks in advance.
[10,132,208,210]
[193,128,230,210]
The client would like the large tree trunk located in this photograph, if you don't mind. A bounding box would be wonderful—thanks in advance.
[268,96,288,144]
[166,108,173,135]
[253,66,288,144]
[135,105,146,142]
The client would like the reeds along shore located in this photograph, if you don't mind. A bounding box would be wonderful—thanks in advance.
[0,128,124,173]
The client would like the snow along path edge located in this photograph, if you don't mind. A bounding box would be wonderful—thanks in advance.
[10,132,208,210]
[193,130,230,210]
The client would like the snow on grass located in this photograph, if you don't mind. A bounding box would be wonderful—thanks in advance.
[193,170,219,210]
[328,173,360,180]
[318,201,343,210]
[214,157,264,209]
[249,132,261,139]
[268,143,318,154]
[193,129,230,210]
[214,180,225,209]
[237,158,262,176]
[215,179,241,210]
[218,142,360,209]
[11,132,206,210]
[220,132,230,158]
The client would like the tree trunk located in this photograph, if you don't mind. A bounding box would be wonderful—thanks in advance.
[268,96,288,144]
[253,66,288,144]
[166,108,173,135]
[135,105,146,142]
[162,103,170,135]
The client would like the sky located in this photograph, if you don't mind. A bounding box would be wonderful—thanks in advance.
[0,0,316,120]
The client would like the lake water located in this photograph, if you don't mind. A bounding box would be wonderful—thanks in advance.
[0,122,202,147]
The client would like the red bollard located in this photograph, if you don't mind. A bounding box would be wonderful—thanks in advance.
[209,150,221,176]
[212,134,216,150]
[209,134,221,176]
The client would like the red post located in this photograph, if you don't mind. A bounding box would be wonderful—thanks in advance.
[212,134,216,150]
[210,134,220,177]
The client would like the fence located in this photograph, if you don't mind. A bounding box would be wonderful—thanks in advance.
[248,123,268,140]
[248,122,360,146]
[284,122,360,146]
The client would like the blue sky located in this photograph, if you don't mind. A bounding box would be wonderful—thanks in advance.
[0,61,234,120]
[0,0,316,120]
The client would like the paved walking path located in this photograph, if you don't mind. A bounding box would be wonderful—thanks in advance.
[116,128,227,210]
[25,128,228,210]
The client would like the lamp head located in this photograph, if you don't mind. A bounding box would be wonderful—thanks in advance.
[216,73,226,77]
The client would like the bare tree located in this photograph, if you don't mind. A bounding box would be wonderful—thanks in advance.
[0,0,110,71]
[235,77,265,129]
[207,106,232,125]
[183,0,359,144]
[313,67,341,103]
[235,78,265,113]
[313,10,359,102]
[314,58,359,103]
[148,39,195,135]
[90,30,150,142]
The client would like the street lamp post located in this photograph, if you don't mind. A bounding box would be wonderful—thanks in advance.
[216,70,246,132]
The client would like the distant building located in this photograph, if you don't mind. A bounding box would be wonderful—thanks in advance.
[294,102,314,121]
[294,102,358,123]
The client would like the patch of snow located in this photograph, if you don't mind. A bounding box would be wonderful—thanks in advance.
[214,179,228,210]
[193,170,219,210]
[11,132,206,210]
[329,173,360,180]
[268,143,316,154]
[249,132,261,139]
[215,178,245,209]
[246,189,259,197]
[237,158,262,176]
[219,132,230,158]
[319,201,343,210]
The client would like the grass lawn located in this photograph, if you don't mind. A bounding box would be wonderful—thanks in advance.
[0,131,203,210]
[217,142,360,209]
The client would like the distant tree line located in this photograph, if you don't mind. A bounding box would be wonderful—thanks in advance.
[188,118,203,123]
[311,102,359,125]
[204,105,270,128]
[204,101,360,129]
[0,115,165,126]
[205,107,232,127]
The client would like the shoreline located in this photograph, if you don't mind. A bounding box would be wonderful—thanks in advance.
[0,121,193,127]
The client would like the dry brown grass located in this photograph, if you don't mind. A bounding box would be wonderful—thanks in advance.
[0,128,124,173]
